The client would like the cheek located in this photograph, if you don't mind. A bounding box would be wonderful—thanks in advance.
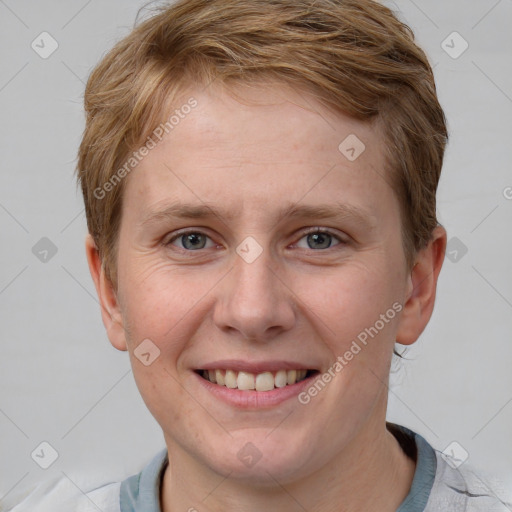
[295,261,400,344]
[129,357,193,429]
[118,258,195,339]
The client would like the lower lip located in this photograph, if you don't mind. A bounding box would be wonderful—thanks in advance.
[194,372,317,409]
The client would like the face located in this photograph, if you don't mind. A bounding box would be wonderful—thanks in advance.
[98,81,418,484]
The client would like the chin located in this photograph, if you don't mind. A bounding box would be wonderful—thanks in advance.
[198,431,319,486]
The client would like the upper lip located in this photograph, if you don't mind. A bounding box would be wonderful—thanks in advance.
[195,359,318,374]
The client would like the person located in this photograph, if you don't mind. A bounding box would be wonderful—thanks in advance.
[6,0,511,510]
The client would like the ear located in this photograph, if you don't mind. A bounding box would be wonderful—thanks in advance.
[396,225,447,346]
[85,234,127,351]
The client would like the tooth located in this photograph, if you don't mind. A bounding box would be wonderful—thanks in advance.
[225,370,238,389]
[215,369,225,386]
[237,371,255,390]
[287,370,297,385]
[255,372,275,391]
[208,368,307,389]
[274,370,288,388]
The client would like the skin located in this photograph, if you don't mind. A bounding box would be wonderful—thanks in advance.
[86,81,446,512]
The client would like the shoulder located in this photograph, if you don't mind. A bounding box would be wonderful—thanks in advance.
[389,422,512,512]
[3,449,168,512]
[425,448,512,512]
[2,474,121,512]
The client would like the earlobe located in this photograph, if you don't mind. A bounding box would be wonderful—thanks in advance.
[395,226,447,346]
[85,234,127,351]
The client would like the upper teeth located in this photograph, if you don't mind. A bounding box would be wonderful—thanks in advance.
[202,369,308,391]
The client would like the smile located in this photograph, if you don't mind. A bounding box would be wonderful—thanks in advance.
[196,369,317,391]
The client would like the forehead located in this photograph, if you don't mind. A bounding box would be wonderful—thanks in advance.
[122,81,398,230]
[159,81,382,165]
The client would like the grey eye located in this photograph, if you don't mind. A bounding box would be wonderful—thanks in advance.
[169,231,215,250]
[296,230,342,250]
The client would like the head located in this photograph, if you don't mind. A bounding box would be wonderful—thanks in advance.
[81,0,447,486]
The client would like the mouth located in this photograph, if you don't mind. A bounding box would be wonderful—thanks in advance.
[195,368,319,392]
[192,360,323,408]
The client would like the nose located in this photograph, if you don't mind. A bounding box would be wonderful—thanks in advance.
[212,243,296,343]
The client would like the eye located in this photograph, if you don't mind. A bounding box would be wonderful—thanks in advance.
[166,230,216,251]
[164,227,346,253]
[295,228,345,250]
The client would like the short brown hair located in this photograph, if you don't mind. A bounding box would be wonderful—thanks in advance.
[77,0,448,285]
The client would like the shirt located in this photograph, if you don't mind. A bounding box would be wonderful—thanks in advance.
[4,423,511,511]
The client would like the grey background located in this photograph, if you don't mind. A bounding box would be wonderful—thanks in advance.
[0,0,511,505]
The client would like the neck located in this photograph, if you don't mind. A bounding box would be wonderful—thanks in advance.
[160,413,416,512]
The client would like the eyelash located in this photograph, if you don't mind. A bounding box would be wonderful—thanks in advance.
[165,227,347,253]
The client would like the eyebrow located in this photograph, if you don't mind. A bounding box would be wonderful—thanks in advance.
[139,201,376,231]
